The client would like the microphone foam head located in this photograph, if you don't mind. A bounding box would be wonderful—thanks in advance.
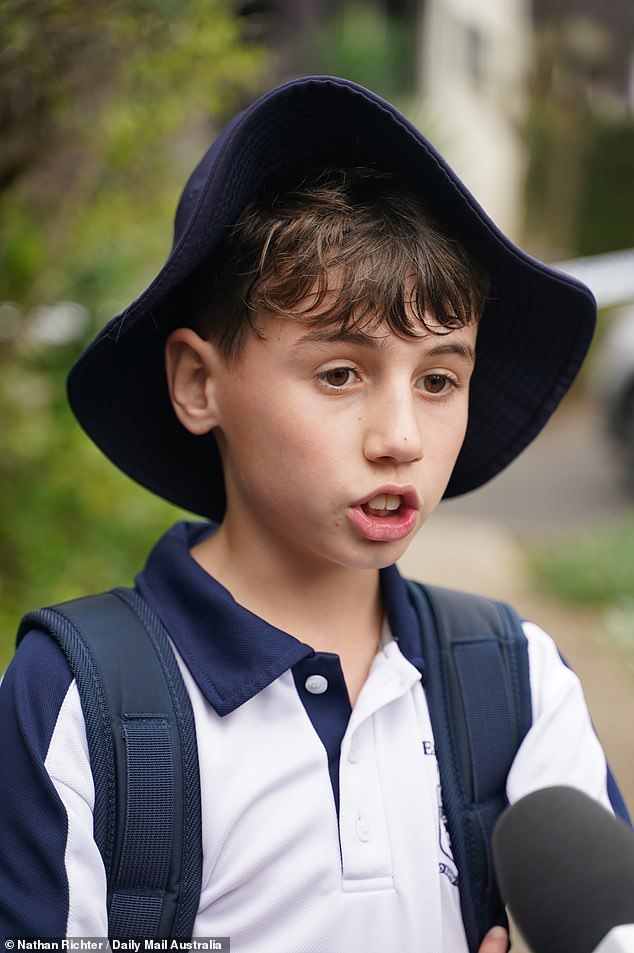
[493,786,634,953]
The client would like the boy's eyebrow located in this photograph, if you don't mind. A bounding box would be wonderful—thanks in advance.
[293,327,476,363]
[292,328,385,348]
[424,342,476,364]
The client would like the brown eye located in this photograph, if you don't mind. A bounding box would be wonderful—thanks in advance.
[423,374,451,394]
[321,367,356,387]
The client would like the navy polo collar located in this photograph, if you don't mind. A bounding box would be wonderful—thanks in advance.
[136,521,423,715]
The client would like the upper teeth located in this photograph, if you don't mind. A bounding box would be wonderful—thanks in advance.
[367,494,401,511]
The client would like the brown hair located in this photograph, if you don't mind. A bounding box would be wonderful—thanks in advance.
[187,167,489,362]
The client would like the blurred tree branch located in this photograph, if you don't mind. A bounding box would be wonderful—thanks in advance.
[0,0,269,309]
[1,1,127,193]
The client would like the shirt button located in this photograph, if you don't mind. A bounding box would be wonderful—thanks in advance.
[305,674,328,694]
[356,817,373,842]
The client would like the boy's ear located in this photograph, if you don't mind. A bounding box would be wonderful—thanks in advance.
[165,327,221,435]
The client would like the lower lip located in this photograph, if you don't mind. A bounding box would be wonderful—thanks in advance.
[347,504,419,542]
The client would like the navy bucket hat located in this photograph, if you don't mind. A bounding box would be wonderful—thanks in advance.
[67,75,596,520]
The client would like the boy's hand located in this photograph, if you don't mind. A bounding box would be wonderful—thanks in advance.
[478,925,509,953]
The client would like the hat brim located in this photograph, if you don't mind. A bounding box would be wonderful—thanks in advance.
[67,76,595,520]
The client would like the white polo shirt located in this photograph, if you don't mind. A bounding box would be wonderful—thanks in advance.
[0,522,621,950]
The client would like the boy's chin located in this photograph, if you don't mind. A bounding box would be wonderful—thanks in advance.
[340,533,421,572]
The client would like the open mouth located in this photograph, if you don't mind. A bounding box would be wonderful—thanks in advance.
[361,493,403,517]
[349,486,420,542]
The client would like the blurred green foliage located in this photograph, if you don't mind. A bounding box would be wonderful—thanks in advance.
[312,2,416,100]
[523,16,634,259]
[529,519,634,668]
[526,106,634,258]
[0,345,183,666]
[0,0,268,667]
[575,117,634,256]
[1,0,268,308]
[529,519,634,606]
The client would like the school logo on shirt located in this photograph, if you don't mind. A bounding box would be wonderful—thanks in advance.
[422,739,459,886]
[436,782,459,886]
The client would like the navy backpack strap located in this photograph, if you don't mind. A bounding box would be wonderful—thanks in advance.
[406,580,532,953]
[17,587,202,940]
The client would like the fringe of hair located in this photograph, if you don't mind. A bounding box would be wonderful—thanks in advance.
[188,168,490,361]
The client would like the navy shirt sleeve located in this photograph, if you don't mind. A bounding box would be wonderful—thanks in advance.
[0,630,74,939]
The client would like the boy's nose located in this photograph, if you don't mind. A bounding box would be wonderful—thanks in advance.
[362,391,424,465]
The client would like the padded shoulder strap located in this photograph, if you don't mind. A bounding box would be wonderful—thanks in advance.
[406,580,532,953]
[18,588,202,940]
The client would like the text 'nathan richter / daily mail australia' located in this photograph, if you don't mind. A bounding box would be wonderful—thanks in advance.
[4,941,229,952]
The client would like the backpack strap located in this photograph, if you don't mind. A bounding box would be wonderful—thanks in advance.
[17,587,202,940]
[406,580,532,953]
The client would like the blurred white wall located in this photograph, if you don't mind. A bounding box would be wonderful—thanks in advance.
[419,0,532,241]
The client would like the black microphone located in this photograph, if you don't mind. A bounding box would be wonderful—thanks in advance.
[492,786,634,953]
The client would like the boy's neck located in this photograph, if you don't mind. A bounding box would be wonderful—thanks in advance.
[191,521,384,703]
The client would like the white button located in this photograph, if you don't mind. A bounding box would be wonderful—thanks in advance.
[348,745,359,764]
[356,817,373,842]
[305,674,328,694]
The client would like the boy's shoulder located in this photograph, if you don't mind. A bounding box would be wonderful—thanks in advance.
[15,584,203,939]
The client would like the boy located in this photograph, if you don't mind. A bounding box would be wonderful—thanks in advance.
[0,76,628,952]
